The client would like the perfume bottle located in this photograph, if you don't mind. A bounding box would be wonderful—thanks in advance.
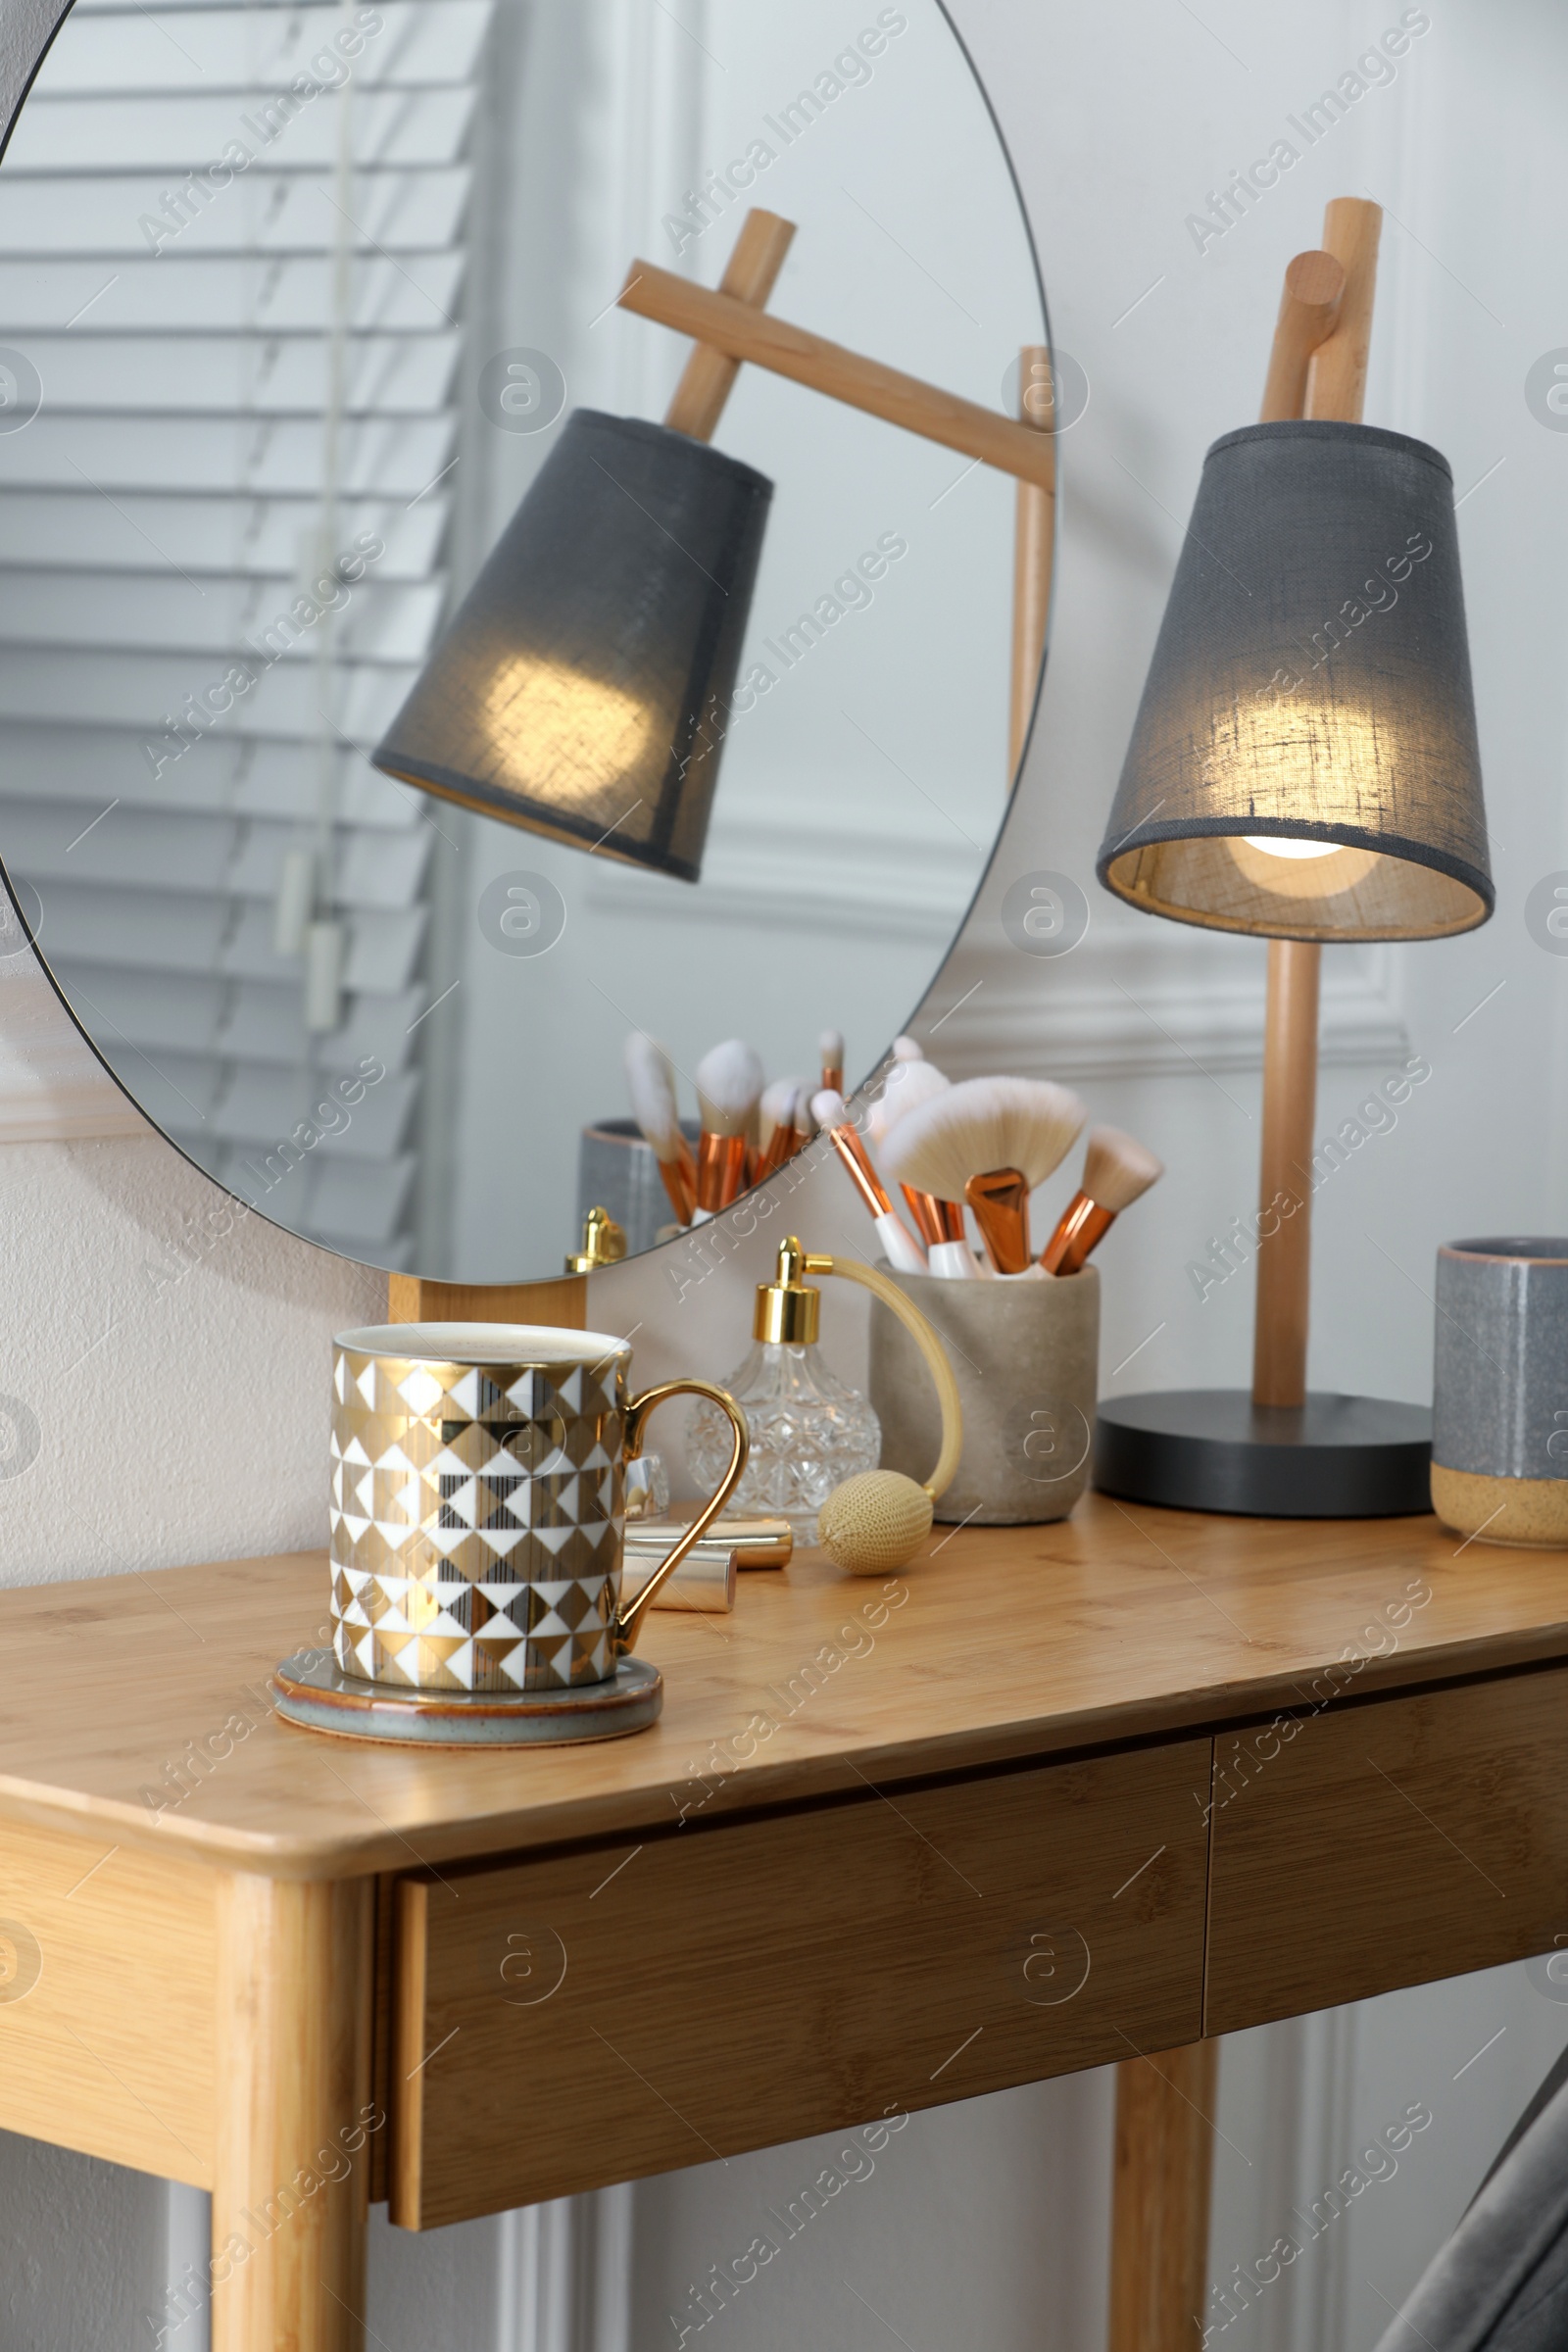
[687,1237,880,1544]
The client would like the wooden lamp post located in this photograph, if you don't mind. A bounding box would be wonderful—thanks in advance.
[1104,206,1494,2335]
[1253,203,1379,1414]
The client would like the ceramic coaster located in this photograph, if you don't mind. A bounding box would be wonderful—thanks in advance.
[270,1650,662,1746]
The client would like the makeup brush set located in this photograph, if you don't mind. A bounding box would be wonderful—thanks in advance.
[846,1043,1165,1524]
[837,1039,1163,1281]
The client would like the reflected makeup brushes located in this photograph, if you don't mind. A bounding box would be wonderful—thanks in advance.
[755,1077,807,1181]
[811,1089,928,1274]
[789,1088,816,1159]
[624,1026,1158,1278]
[623,1032,695,1225]
[818,1027,844,1098]
[694,1039,765,1219]
[883,1076,1086,1276]
[1042,1127,1164,1274]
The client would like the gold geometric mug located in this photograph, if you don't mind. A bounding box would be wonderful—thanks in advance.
[329,1322,748,1692]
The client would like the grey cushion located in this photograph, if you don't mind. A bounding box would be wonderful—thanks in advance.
[1372,2045,1568,2350]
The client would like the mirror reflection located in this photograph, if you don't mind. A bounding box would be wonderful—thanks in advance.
[0,0,1046,1281]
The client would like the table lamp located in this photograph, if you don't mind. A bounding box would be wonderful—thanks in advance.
[372,209,1057,882]
[1093,199,1494,1516]
[371,213,793,882]
[370,406,772,881]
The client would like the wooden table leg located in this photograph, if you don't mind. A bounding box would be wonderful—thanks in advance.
[211,1874,374,2352]
[1107,2039,1217,2351]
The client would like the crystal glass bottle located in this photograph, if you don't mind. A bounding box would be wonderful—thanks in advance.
[686,1236,881,1544]
[688,1337,880,1544]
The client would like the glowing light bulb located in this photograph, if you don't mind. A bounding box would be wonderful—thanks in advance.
[478,656,657,806]
[1241,835,1342,860]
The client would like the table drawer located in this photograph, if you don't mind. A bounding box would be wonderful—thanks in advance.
[1206,1664,1568,2035]
[390,1740,1209,2228]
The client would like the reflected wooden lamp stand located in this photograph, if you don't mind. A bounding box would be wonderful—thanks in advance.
[384,205,1059,1327]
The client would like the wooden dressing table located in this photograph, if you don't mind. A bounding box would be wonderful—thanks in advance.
[1,1496,1565,2348]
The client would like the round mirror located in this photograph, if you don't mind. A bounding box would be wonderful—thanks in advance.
[0,0,1047,1283]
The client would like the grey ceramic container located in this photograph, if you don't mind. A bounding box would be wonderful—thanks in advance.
[576,1119,697,1256]
[869,1267,1099,1524]
[1431,1237,1568,1547]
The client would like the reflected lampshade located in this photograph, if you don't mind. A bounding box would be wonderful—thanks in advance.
[1097,420,1493,940]
[372,410,772,883]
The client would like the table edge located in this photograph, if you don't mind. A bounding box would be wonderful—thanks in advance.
[4,1618,1566,1879]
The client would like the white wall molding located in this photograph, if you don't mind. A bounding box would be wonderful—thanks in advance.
[495,2188,632,2352]
[1210,2005,1362,2352]
[585,805,969,944]
[156,2182,212,2352]
[1273,2006,1359,2352]
[911,927,1410,1081]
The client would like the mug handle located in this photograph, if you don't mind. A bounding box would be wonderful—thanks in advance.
[613,1380,750,1655]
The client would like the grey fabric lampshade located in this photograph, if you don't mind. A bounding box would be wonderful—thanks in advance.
[1097,420,1493,941]
[372,410,772,882]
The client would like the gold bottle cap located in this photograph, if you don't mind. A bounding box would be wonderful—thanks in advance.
[754,1234,820,1345]
[565,1204,628,1275]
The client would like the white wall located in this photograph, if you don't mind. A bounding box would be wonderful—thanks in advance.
[1,0,1564,2348]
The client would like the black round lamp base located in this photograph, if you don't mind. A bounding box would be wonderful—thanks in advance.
[1095,1390,1432,1518]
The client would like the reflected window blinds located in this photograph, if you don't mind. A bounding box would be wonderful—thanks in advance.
[0,0,492,1264]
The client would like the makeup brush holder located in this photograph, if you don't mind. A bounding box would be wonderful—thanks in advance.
[869,1268,1100,1524]
[1431,1238,1568,1548]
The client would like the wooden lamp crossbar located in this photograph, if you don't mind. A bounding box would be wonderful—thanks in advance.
[389,207,1055,1326]
[625,209,1054,774]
